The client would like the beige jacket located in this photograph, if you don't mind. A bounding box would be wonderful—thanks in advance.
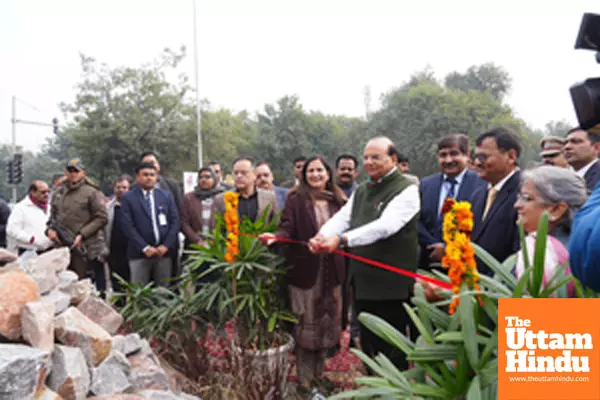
[214,188,278,225]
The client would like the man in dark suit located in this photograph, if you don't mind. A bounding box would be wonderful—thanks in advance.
[119,162,180,287]
[470,127,522,276]
[140,151,183,278]
[418,134,486,269]
[564,128,600,193]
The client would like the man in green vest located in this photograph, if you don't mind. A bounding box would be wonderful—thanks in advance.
[309,136,420,371]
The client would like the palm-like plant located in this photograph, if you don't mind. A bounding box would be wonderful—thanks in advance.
[330,212,574,399]
[183,207,297,350]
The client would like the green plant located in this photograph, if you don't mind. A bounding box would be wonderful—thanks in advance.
[184,207,297,350]
[330,212,574,399]
[112,274,215,391]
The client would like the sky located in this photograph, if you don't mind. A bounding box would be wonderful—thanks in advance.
[1,0,600,153]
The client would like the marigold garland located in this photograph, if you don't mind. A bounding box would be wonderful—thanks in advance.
[441,198,481,314]
[223,191,240,262]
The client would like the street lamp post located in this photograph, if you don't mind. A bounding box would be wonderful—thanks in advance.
[192,0,203,168]
[10,96,17,203]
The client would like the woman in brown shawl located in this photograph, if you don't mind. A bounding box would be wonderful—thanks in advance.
[260,156,347,396]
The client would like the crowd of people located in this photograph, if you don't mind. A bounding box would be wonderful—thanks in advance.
[1,125,600,397]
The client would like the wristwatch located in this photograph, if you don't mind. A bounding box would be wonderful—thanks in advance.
[337,234,348,249]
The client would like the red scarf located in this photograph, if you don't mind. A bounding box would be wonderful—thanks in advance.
[29,195,48,212]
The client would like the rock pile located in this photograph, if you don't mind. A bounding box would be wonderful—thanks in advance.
[0,248,199,400]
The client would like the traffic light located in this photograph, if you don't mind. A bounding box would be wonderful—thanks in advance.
[5,161,14,184]
[52,118,59,135]
[12,153,23,184]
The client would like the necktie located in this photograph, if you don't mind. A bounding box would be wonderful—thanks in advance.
[144,191,152,216]
[445,177,457,200]
[437,177,459,230]
[145,191,160,244]
[482,187,498,220]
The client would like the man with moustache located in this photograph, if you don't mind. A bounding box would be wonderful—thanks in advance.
[564,128,600,192]
[7,180,53,255]
[119,163,180,287]
[418,134,486,269]
[309,136,420,370]
[255,161,288,211]
[47,159,108,288]
[292,156,307,187]
[539,136,570,168]
[208,161,233,190]
[140,151,183,277]
[470,128,522,275]
[335,154,359,198]
[106,175,132,291]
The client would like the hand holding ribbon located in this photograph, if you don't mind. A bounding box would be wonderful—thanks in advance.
[251,233,452,290]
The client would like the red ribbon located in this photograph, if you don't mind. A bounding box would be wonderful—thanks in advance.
[244,234,452,290]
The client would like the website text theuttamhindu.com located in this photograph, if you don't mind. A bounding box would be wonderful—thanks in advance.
[508,376,590,383]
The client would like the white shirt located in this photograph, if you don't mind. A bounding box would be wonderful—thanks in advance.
[7,196,53,252]
[437,168,468,215]
[576,160,597,178]
[487,168,518,192]
[319,174,420,247]
[144,189,160,245]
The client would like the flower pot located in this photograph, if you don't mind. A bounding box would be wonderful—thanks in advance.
[233,333,295,398]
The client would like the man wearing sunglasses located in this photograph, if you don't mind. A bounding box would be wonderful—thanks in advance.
[7,180,53,255]
[47,159,108,289]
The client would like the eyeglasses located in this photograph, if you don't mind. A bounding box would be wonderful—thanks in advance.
[37,190,50,194]
[516,193,535,203]
[473,154,488,163]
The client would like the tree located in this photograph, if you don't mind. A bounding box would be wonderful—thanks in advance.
[367,71,532,177]
[0,146,61,200]
[48,47,195,189]
[533,119,574,138]
[444,63,512,101]
[255,96,366,186]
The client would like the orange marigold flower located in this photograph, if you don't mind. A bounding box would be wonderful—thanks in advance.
[441,200,480,314]
[223,192,241,262]
[458,218,474,233]
[441,198,456,215]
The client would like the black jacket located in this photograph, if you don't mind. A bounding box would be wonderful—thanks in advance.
[471,171,521,276]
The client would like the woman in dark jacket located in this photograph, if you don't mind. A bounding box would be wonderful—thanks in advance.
[260,156,346,395]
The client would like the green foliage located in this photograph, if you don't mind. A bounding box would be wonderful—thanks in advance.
[444,63,512,101]
[331,214,572,400]
[34,48,548,193]
[367,72,538,177]
[255,95,366,186]
[183,207,297,350]
[0,145,62,200]
[114,277,209,341]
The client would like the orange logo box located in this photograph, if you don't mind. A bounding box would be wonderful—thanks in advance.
[499,298,600,400]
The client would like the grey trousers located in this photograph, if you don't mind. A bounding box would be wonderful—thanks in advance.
[129,257,172,287]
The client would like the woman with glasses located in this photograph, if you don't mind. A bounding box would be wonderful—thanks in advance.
[514,165,587,296]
